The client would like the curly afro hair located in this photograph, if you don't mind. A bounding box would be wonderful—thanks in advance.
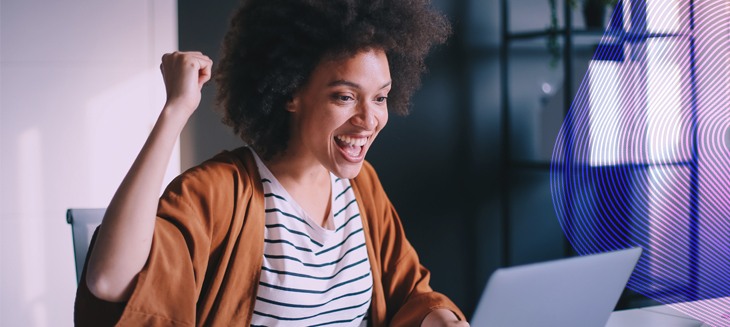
[215,0,451,159]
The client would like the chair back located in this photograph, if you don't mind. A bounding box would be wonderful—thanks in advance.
[66,208,105,284]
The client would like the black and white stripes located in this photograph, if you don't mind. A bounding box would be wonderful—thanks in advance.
[250,151,372,327]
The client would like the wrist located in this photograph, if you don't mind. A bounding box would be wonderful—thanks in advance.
[159,103,194,130]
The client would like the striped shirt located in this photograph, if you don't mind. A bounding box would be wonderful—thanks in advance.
[250,151,372,327]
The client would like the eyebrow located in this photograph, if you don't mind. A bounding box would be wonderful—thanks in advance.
[327,80,392,90]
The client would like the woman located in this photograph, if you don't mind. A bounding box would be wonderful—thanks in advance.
[75,0,467,326]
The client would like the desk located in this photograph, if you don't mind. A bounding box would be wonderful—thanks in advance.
[607,306,703,327]
[608,297,730,327]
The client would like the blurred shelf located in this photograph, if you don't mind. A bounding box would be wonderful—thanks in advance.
[507,28,608,41]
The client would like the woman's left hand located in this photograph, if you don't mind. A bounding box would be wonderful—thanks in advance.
[422,309,470,327]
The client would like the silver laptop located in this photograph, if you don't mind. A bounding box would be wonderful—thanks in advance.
[471,247,642,327]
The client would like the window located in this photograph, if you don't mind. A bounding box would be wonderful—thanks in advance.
[552,0,730,303]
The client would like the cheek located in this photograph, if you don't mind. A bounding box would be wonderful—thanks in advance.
[378,110,389,130]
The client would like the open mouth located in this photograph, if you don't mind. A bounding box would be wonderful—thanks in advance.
[335,135,369,161]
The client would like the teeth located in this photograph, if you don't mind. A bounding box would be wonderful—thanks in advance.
[336,135,368,147]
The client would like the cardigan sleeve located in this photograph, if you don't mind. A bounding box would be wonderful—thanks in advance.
[353,162,465,326]
[74,152,248,326]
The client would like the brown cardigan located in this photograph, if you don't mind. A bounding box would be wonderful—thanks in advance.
[74,147,464,326]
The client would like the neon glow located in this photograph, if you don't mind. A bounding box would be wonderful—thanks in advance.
[551,0,730,324]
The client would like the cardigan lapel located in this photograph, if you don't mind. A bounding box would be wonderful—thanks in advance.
[350,176,386,327]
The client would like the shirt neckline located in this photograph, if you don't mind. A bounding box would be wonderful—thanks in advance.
[249,148,338,233]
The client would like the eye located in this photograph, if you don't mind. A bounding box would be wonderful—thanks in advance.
[375,96,388,104]
[332,94,355,103]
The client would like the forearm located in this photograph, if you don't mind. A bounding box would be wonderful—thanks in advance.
[85,106,189,302]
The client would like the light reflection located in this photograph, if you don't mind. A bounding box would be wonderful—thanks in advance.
[646,166,691,289]
[647,0,685,33]
[647,46,683,163]
[18,128,48,327]
[588,61,621,166]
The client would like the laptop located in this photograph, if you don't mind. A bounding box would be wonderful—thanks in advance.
[470,247,642,327]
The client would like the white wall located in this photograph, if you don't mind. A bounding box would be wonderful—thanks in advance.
[0,1,178,325]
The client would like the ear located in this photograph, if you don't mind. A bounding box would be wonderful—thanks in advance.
[286,93,300,113]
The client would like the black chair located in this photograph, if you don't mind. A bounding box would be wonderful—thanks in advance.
[66,208,105,284]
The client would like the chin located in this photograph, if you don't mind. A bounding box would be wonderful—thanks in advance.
[332,162,364,180]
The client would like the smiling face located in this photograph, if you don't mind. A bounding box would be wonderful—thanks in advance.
[285,48,391,179]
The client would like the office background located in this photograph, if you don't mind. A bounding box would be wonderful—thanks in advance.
[2,0,727,326]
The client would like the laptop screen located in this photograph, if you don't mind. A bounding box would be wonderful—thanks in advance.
[470,247,642,327]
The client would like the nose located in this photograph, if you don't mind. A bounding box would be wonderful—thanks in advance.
[351,102,379,130]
